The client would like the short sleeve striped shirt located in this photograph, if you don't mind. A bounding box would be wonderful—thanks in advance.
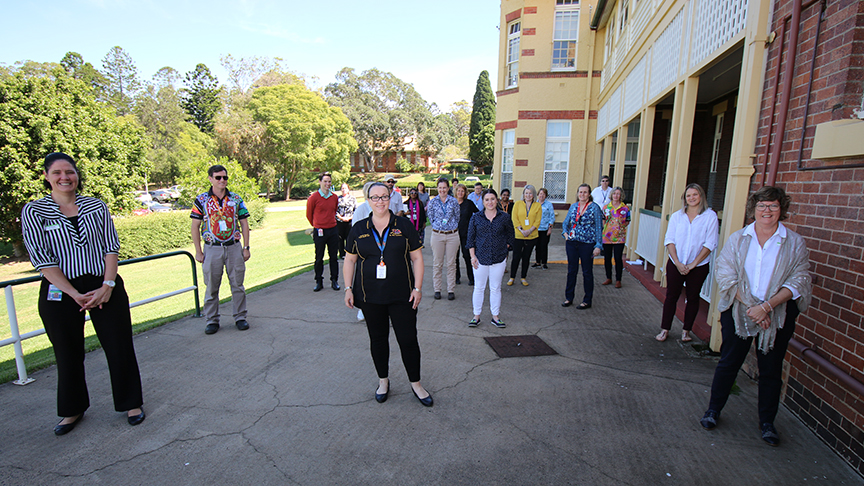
[21,195,121,279]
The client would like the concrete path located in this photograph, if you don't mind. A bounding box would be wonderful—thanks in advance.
[1,237,860,485]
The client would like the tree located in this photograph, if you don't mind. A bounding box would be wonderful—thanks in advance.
[135,68,197,185]
[101,46,141,115]
[181,63,222,134]
[0,67,148,256]
[468,71,496,171]
[60,52,107,98]
[325,67,431,172]
[248,84,357,199]
[420,100,472,166]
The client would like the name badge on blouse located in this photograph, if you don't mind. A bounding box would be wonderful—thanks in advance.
[218,220,228,232]
[442,218,448,224]
[45,223,61,231]
[377,262,387,279]
[47,284,62,301]
[524,219,530,226]
[318,228,324,237]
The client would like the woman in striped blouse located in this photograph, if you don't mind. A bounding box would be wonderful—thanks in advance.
[21,153,144,436]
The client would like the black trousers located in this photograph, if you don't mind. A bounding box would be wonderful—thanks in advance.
[361,301,421,382]
[707,305,799,424]
[603,243,625,281]
[336,221,352,258]
[510,238,536,279]
[534,230,550,265]
[661,259,710,331]
[39,275,143,417]
[313,226,340,282]
[455,233,474,284]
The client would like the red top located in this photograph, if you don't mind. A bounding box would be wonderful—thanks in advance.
[306,190,338,229]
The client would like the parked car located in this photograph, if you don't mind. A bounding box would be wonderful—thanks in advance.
[150,189,175,203]
[141,200,173,213]
[133,191,152,203]
[167,185,182,199]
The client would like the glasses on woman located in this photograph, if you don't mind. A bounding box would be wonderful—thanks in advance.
[368,195,391,202]
[755,203,781,212]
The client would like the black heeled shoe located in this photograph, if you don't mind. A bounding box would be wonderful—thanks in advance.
[412,388,433,407]
[127,409,146,426]
[54,413,84,436]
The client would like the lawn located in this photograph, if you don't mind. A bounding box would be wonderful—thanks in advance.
[0,208,317,384]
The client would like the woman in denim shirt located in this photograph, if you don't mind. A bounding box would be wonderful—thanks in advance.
[561,184,603,309]
[532,187,556,269]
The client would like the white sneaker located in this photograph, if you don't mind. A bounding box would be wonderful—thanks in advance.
[357,309,364,321]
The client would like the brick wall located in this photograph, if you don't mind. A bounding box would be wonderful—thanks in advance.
[753,0,864,475]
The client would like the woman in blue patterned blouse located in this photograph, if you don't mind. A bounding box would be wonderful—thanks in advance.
[532,187,556,269]
[561,183,603,309]
[467,189,515,328]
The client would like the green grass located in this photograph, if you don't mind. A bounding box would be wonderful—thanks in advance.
[0,209,318,384]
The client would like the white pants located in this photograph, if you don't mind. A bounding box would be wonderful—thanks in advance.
[472,260,507,316]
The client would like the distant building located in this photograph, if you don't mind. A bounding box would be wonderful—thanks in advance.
[349,137,435,173]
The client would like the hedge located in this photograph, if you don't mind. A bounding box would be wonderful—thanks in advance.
[114,197,267,260]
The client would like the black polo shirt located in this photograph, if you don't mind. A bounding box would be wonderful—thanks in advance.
[346,214,422,305]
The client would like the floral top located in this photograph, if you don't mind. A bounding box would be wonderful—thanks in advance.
[426,195,460,232]
[466,209,515,265]
[561,202,603,249]
[191,189,250,244]
[602,203,631,244]
[337,194,357,222]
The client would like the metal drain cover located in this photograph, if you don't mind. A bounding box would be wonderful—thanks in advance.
[484,335,558,358]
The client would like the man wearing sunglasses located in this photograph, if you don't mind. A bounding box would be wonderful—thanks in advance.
[191,165,252,335]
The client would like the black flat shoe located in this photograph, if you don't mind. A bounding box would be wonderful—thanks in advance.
[434,292,441,300]
[313,281,324,292]
[761,422,780,446]
[576,302,591,310]
[331,280,340,291]
[561,301,572,307]
[127,410,146,426]
[54,413,84,436]
[375,388,388,403]
[235,319,249,331]
[447,292,455,301]
[204,323,220,335]
[412,389,433,407]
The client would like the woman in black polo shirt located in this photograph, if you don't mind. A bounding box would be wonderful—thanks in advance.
[20,152,144,435]
[343,183,433,407]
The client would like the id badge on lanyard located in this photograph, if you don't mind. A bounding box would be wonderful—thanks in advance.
[373,228,389,279]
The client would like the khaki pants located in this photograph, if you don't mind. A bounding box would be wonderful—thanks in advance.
[431,230,459,293]
[202,243,247,324]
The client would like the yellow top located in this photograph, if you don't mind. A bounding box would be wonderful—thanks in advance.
[511,200,542,240]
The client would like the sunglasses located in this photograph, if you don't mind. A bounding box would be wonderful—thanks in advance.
[213,175,229,181]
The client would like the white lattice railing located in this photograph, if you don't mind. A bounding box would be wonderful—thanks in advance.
[635,209,661,266]
[690,0,748,69]
[648,6,684,101]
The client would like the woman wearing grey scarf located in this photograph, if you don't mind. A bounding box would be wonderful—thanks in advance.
[700,186,811,447]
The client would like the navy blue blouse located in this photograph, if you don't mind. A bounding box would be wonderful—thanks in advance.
[466,209,515,265]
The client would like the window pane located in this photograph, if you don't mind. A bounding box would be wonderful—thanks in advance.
[500,173,513,193]
[544,171,567,201]
[547,121,571,138]
[502,129,515,145]
[502,147,514,172]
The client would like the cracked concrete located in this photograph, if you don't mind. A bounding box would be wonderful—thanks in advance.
[1,237,861,485]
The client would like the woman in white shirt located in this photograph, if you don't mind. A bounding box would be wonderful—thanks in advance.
[699,186,810,447]
[656,183,718,342]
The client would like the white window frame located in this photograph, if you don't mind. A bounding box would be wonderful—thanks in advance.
[710,114,724,172]
[501,129,515,191]
[543,121,571,203]
[552,5,580,70]
[506,22,521,89]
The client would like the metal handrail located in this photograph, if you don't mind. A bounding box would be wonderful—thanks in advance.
[1,250,201,385]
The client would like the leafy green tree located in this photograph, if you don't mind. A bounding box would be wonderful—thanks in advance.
[325,67,431,172]
[0,67,148,256]
[249,83,357,199]
[181,63,222,134]
[468,71,496,171]
[61,52,107,98]
[101,46,141,115]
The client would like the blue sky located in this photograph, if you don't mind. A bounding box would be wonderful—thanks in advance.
[0,0,501,110]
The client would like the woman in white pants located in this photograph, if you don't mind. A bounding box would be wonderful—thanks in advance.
[467,189,515,328]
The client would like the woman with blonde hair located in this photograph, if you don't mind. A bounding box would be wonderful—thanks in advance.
[508,185,542,286]
[656,183,718,342]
